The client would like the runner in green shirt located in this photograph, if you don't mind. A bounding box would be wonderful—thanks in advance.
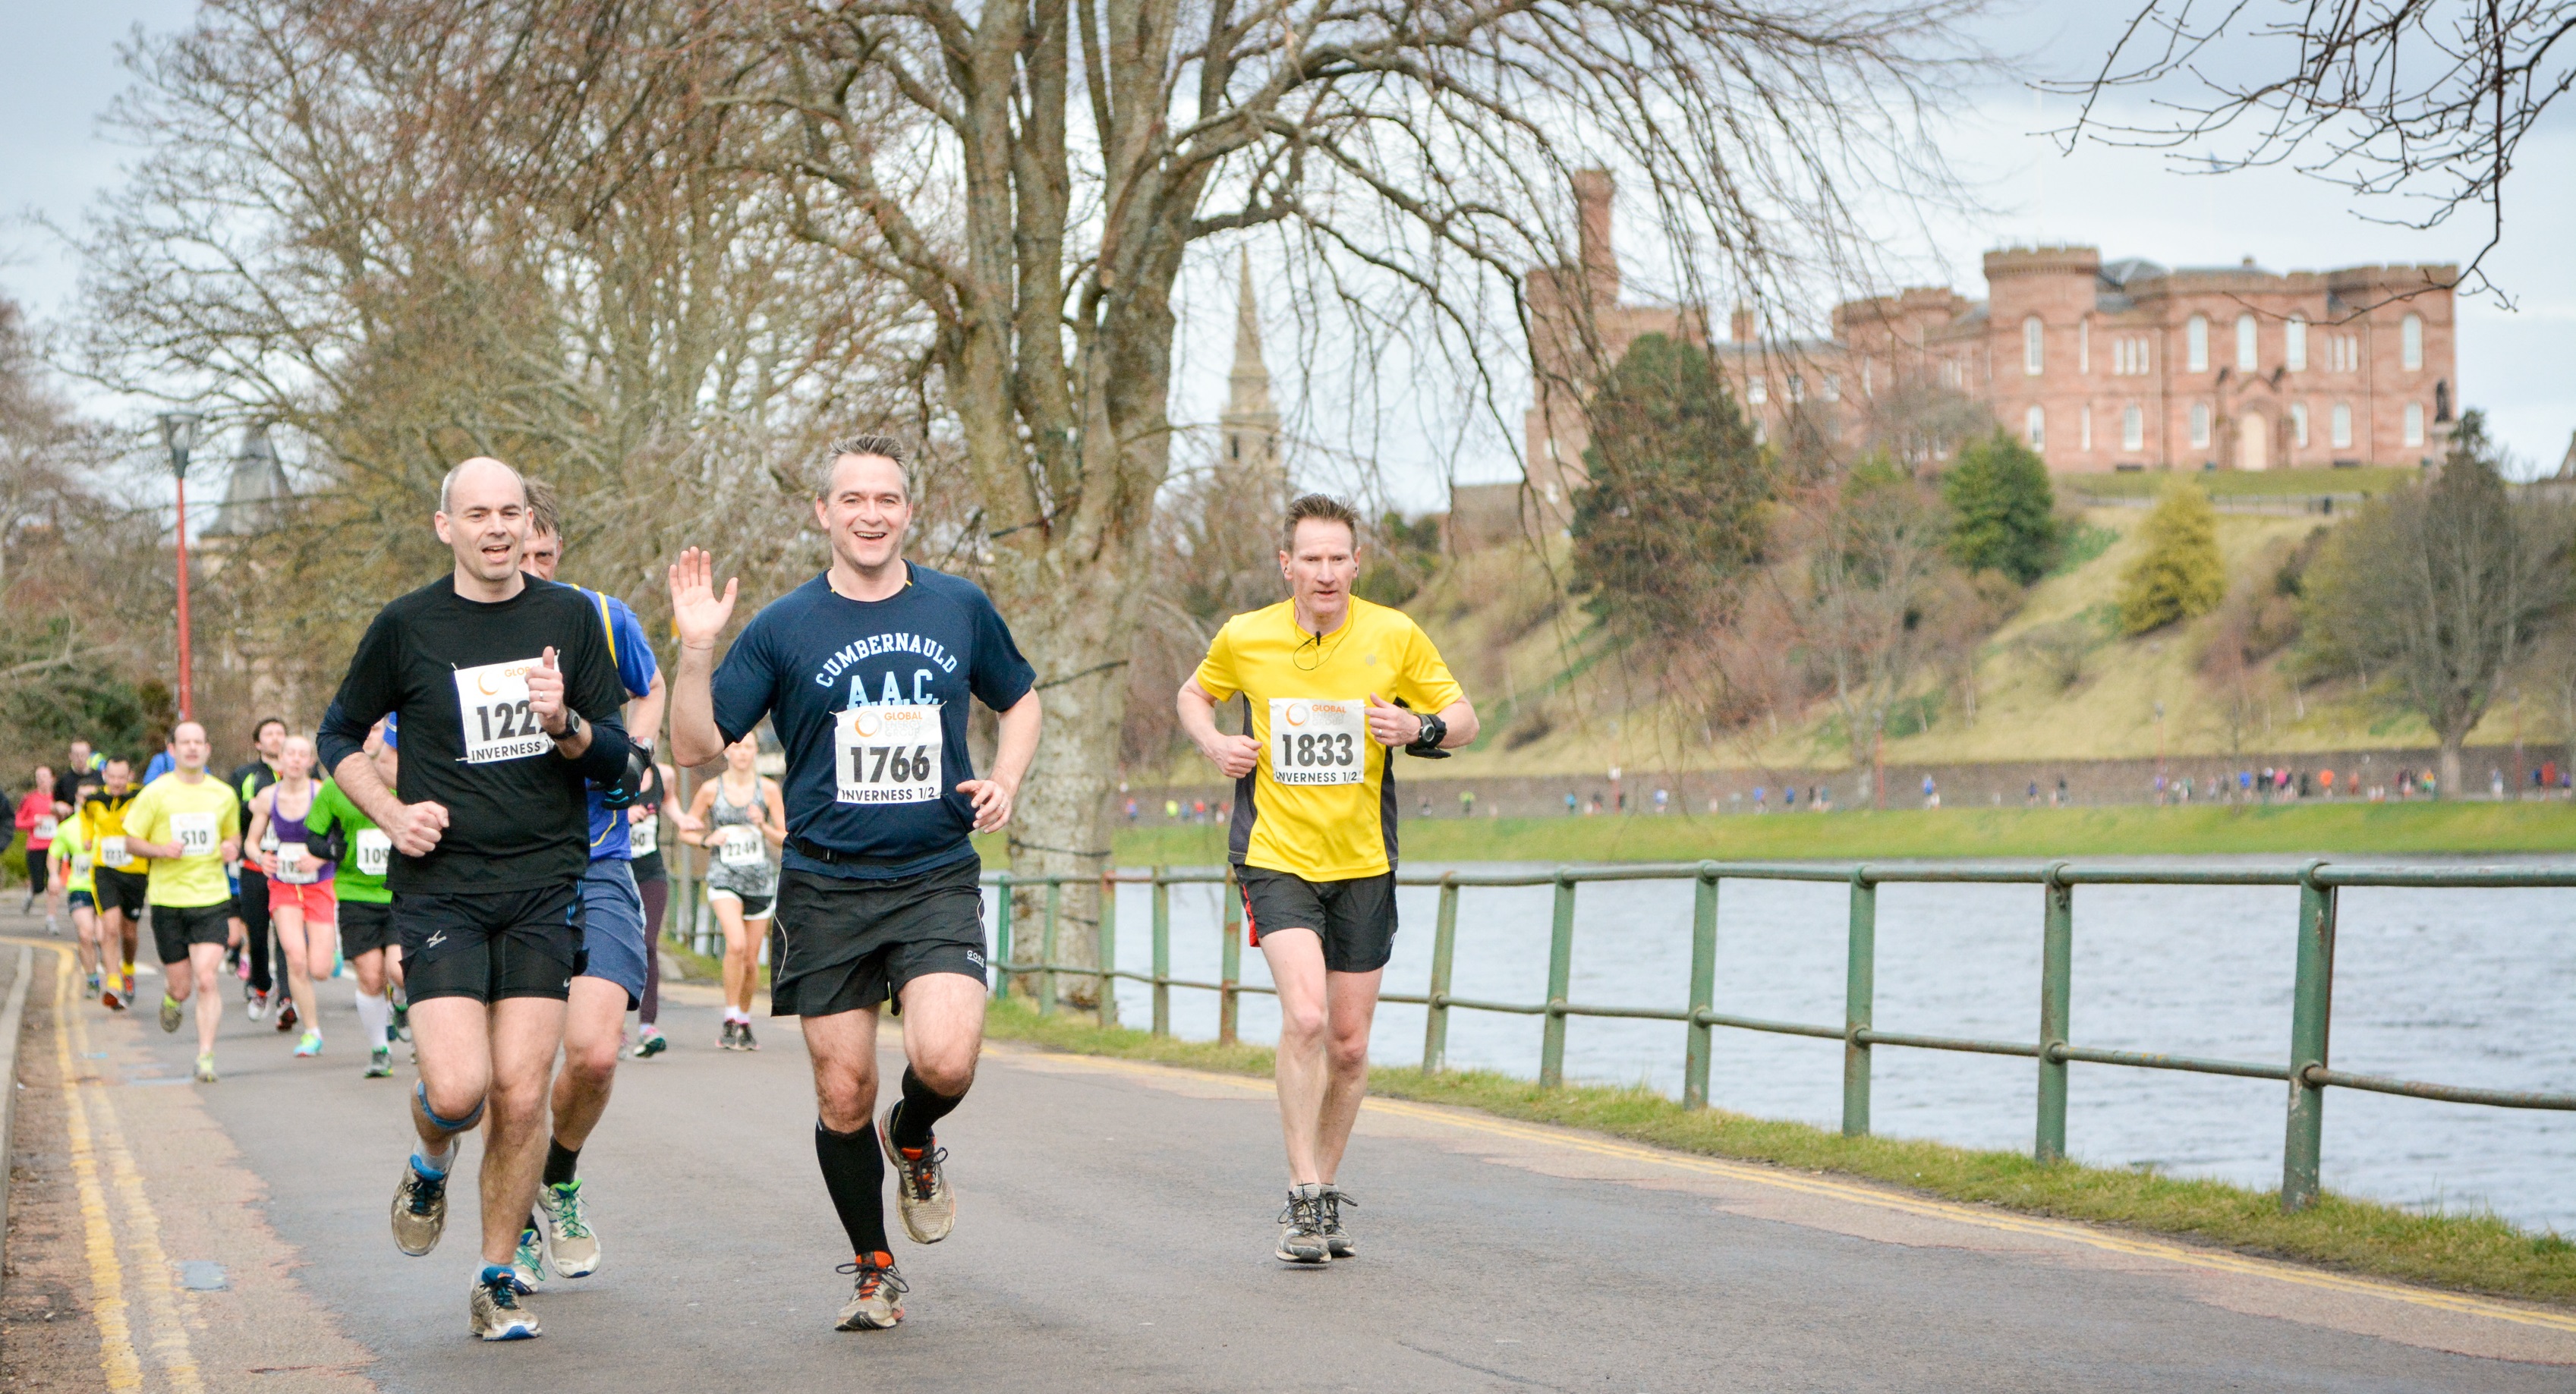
[307,717,405,1078]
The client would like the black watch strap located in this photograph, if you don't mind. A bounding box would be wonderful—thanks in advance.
[1406,710,1450,758]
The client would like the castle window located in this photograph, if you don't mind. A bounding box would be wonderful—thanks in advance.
[2292,401,2310,448]
[2079,319,2090,374]
[2332,401,2353,449]
[2026,404,2046,452]
[2187,314,2209,372]
[2401,313,2423,370]
[2404,401,2424,447]
[2190,402,2211,449]
[2023,316,2044,376]
[2235,313,2257,371]
[2121,404,2143,451]
[1823,373,1841,402]
[1787,374,1805,402]
[2081,408,2093,452]
[1748,375,1768,404]
[2285,316,2307,371]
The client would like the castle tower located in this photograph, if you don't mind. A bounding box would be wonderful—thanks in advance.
[1219,251,1283,486]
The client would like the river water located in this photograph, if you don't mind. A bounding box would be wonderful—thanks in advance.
[1028,857,2576,1234]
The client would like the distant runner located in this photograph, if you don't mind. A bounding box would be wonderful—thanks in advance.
[80,758,148,1010]
[119,722,244,1083]
[679,733,783,1050]
[307,718,404,1076]
[623,756,690,1059]
[51,809,101,995]
[668,435,1041,1333]
[230,718,288,1022]
[17,765,68,932]
[1176,492,1478,1264]
[245,735,339,1059]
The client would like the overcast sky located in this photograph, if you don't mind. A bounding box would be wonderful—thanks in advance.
[5,2,2568,513]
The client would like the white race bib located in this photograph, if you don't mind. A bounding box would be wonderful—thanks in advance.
[354,829,392,878]
[628,814,658,857]
[453,659,552,765]
[171,811,219,858]
[1268,698,1368,785]
[33,815,56,841]
[102,835,128,867]
[275,841,316,885]
[719,826,764,866]
[70,850,91,876]
[834,705,942,804]
[260,827,279,853]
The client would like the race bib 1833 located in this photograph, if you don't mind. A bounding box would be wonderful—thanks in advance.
[171,811,220,858]
[453,659,552,765]
[354,829,392,878]
[834,704,942,804]
[1268,698,1368,786]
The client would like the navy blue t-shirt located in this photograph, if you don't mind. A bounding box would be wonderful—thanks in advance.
[709,565,1034,880]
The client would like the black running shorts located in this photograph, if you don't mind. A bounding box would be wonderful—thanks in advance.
[150,902,234,965]
[339,899,396,957]
[395,880,584,1004]
[234,864,272,939]
[93,866,148,920]
[769,858,987,1018]
[1236,866,1398,974]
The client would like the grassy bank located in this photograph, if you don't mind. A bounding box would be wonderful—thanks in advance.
[1079,800,2576,867]
[984,996,2576,1305]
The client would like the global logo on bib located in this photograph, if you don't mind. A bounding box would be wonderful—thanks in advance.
[1282,700,1311,728]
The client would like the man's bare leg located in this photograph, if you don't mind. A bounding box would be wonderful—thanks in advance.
[1260,929,1332,1185]
[549,977,628,1151]
[71,906,99,980]
[480,997,568,1267]
[188,942,225,1060]
[1312,968,1384,1185]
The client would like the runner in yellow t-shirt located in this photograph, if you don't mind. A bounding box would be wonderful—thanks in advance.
[119,722,243,1082]
[79,758,148,1009]
[1176,493,1478,1266]
[51,814,102,996]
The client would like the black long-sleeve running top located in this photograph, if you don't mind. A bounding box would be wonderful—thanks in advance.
[317,575,631,894]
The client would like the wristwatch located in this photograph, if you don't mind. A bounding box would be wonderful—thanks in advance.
[555,710,586,744]
[1406,710,1450,759]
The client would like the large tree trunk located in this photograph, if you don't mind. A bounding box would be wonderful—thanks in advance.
[2438,733,2464,798]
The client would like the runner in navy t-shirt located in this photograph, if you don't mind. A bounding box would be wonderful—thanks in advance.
[668,435,1041,1333]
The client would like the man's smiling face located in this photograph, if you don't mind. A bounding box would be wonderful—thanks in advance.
[814,452,910,574]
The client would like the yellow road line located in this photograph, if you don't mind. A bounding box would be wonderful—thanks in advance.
[69,967,206,1392]
[1025,1049,2576,1336]
[45,944,142,1389]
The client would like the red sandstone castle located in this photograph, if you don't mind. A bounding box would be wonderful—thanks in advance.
[1521,171,2459,505]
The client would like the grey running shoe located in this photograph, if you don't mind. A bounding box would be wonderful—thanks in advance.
[719,1019,740,1050]
[1319,1187,1358,1259]
[879,1104,956,1244]
[537,1180,600,1278]
[833,1254,907,1330]
[737,1020,758,1051]
[391,1159,449,1256]
[367,1047,392,1078]
[471,1268,541,1341]
[1275,1185,1330,1265]
[159,995,182,1033]
[193,1053,218,1084]
[512,1225,548,1289]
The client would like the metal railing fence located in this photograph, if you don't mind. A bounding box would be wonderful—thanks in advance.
[981,860,2576,1213]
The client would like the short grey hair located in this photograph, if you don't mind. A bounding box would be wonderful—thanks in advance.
[814,435,914,502]
[439,456,527,514]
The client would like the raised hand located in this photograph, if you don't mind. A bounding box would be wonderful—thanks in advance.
[529,646,569,734]
[667,546,739,650]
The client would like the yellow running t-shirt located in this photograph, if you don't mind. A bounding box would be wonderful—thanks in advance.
[120,773,240,909]
[80,788,146,875]
[1192,596,1463,882]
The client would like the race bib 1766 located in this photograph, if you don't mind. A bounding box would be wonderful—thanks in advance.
[1268,698,1367,786]
[834,704,942,804]
[453,659,553,765]
[354,829,392,878]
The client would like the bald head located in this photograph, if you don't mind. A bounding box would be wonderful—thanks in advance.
[440,456,525,514]
[434,456,533,593]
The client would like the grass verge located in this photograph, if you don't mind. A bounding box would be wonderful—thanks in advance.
[1082,801,2576,868]
[984,994,2576,1306]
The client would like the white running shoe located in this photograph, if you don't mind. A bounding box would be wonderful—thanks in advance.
[537,1181,600,1278]
[1275,1185,1330,1265]
[471,1269,541,1340]
[879,1103,956,1245]
[833,1254,906,1330]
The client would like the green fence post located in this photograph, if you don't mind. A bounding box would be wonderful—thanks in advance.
[1219,867,1242,1046]
[2282,863,2337,1211]
[1842,868,1876,1138]
[1683,864,1720,1110]
[2036,863,2073,1163]
[1096,873,1119,1030]
[1540,870,1577,1089]
[1039,879,1060,1017]
[1422,875,1460,1073]
[993,872,1014,1002]
[1151,867,1170,1037]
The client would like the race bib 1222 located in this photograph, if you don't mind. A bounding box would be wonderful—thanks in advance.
[834,704,943,804]
[1268,698,1367,786]
[453,659,553,764]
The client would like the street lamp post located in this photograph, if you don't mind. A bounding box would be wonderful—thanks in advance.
[157,411,206,722]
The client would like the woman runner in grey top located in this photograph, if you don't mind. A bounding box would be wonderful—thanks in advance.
[682,732,785,1048]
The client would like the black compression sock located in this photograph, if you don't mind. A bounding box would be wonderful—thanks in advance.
[890,1067,964,1153]
[814,1120,890,1256]
[543,1139,581,1188]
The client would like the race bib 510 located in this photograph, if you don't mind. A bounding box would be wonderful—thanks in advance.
[454,659,553,764]
[1268,699,1367,786]
[171,811,220,858]
[834,704,942,804]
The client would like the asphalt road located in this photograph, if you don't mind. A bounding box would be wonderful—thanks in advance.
[9,924,2576,1392]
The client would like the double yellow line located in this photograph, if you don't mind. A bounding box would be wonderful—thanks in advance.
[33,942,205,1392]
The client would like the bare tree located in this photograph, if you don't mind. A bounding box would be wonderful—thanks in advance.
[725,0,1983,956]
[2305,413,2571,789]
[2061,2,2576,297]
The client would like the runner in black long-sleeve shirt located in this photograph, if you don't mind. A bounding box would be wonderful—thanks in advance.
[314,456,634,1343]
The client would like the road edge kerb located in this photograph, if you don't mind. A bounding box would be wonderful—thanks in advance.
[0,943,39,1273]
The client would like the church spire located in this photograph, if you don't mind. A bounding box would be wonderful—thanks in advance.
[1220,250,1281,480]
